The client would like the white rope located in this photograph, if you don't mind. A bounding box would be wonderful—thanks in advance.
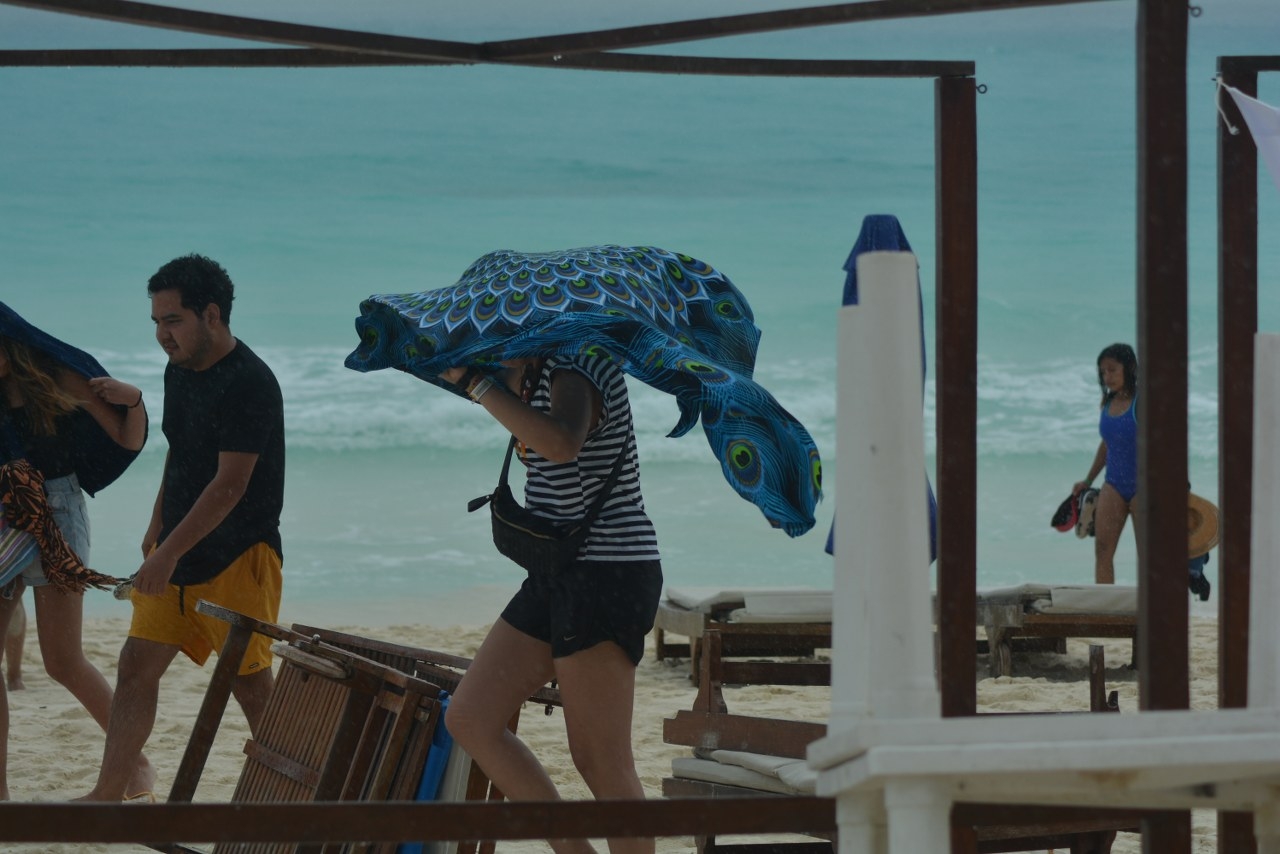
[1215,76,1241,136]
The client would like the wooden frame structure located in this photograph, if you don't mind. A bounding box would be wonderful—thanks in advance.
[661,630,1135,853]
[1215,51,1280,854]
[0,0,1207,851]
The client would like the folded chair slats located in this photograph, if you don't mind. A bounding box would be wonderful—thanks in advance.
[162,604,564,854]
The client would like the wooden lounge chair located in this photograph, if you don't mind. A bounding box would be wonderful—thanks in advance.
[662,630,1138,854]
[976,584,1138,677]
[161,602,561,854]
[653,588,832,687]
[656,584,1137,686]
[291,622,563,845]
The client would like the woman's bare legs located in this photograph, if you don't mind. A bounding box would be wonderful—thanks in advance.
[3,594,24,691]
[0,592,19,800]
[449,621,653,854]
[555,641,653,854]
[447,620,590,854]
[33,585,155,796]
[1093,483,1135,584]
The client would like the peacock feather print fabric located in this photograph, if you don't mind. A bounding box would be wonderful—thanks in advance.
[345,245,821,536]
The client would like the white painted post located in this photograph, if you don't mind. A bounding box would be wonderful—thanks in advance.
[1256,798,1280,854]
[1250,334,1280,710]
[836,792,887,854]
[830,251,939,732]
[884,780,955,853]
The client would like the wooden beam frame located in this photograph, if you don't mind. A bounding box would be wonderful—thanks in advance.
[1214,50,1280,854]
[0,0,1199,850]
[0,48,973,77]
[2,0,1116,63]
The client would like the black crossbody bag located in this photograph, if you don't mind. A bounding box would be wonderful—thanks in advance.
[467,437,626,573]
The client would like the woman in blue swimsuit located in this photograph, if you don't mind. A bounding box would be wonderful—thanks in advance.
[1073,343,1138,584]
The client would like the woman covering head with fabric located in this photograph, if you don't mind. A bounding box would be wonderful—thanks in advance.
[349,244,822,854]
[1072,342,1139,584]
[439,355,662,854]
[0,302,150,801]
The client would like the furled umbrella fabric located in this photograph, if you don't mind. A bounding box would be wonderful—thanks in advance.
[345,245,821,537]
[825,214,938,561]
[0,458,120,593]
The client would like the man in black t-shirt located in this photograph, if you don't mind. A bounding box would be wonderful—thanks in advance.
[81,254,285,802]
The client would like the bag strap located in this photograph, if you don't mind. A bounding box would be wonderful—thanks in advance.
[498,435,627,531]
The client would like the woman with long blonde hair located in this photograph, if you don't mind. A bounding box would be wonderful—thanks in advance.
[0,303,150,801]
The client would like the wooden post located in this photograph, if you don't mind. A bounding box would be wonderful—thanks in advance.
[1217,57,1260,854]
[1135,0,1189,712]
[1135,0,1190,849]
[934,74,980,719]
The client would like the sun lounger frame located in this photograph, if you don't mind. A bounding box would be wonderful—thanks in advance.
[975,590,1139,678]
[662,629,1139,853]
[654,599,831,688]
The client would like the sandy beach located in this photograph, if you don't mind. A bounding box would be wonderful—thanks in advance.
[3,612,1223,853]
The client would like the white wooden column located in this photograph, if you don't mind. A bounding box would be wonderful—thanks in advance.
[885,780,955,852]
[1256,798,1280,854]
[1250,333,1280,710]
[830,250,939,731]
[836,791,887,854]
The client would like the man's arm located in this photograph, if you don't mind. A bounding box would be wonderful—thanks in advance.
[132,450,258,596]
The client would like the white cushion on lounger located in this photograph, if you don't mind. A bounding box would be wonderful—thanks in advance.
[726,589,833,623]
[671,751,816,796]
[974,583,1136,615]
[741,590,832,620]
[726,608,834,624]
[974,584,1053,605]
[1036,584,1138,615]
[672,757,796,795]
[707,749,818,793]
[663,587,826,615]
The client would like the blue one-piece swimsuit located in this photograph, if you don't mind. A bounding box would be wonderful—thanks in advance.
[1099,394,1138,502]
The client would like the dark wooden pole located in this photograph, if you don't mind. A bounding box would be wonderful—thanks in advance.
[1215,59,1259,715]
[1135,0,1190,848]
[934,75,979,719]
[1135,0,1190,712]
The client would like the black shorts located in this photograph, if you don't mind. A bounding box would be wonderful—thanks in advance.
[500,559,663,666]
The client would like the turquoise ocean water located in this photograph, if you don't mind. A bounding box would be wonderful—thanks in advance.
[1,2,1276,625]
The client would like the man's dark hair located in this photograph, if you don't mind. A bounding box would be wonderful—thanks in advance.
[147,254,235,323]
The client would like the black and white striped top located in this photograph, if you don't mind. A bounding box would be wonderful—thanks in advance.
[521,354,660,562]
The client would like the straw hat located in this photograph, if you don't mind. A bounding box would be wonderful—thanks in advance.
[1188,492,1220,558]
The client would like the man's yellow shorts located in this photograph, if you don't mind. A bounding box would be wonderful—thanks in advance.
[129,542,282,675]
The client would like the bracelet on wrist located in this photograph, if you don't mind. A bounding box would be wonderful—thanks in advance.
[458,368,481,393]
[129,392,143,409]
[468,377,495,403]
